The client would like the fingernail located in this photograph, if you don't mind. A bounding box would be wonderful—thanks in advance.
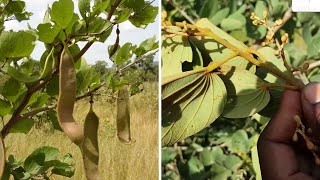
[303,83,320,104]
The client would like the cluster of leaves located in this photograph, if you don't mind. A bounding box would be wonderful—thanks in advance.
[162,0,320,179]
[0,0,158,178]
[2,146,74,180]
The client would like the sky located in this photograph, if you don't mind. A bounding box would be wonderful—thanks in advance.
[4,0,160,64]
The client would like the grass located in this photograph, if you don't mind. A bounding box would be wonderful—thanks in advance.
[4,82,159,180]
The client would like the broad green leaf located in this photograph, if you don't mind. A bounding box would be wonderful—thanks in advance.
[256,47,289,83]
[7,66,39,83]
[188,156,204,176]
[221,18,243,31]
[30,93,49,109]
[210,164,232,180]
[51,162,75,177]
[48,110,63,131]
[92,0,110,17]
[199,147,223,166]
[219,66,270,118]
[161,147,177,164]
[162,36,193,78]
[162,72,227,146]
[223,155,242,171]
[226,130,250,153]
[134,36,158,56]
[0,99,11,117]
[88,17,112,34]
[209,7,230,26]
[116,8,132,23]
[30,146,59,162]
[104,70,116,89]
[51,0,74,29]
[1,78,22,102]
[129,5,158,28]
[46,75,59,97]
[78,0,91,20]
[114,43,133,65]
[5,1,25,14]
[37,23,61,43]
[0,31,36,59]
[126,0,145,11]
[10,118,34,134]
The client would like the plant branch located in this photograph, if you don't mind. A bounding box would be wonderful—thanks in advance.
[107,0,122,20]
[308,61,320,71]
[120,49,159,72]
[168,0,195,24]
[273,7,293,34]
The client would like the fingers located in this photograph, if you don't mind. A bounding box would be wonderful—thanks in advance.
[260,90,302,143]
[301,83,320,134]
[258,90,304,180]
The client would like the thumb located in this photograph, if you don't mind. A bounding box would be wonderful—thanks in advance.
[301,82,320,130]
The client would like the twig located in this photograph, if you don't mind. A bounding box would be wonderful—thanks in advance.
[273,7,293,34]
[308,61,320,71]
[168,0,195,24]
[120,49,158,72]
[107,0,122,20]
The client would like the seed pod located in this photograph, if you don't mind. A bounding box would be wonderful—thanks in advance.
[308,128,312,134]
[306,139,316,151]
[116,85,131,143]
[82,102,100,180]
[0,136,5,178]
[39,47,56,80]
[263,10,268,19]
[57,45,84,146]
[274,50,280,56]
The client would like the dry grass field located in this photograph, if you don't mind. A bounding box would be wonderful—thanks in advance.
[4,82,159,180]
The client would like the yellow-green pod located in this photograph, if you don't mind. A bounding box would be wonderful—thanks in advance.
[38,47,55,80]
[0,136,5,178]
[82,102,100,180]
[116,85,131,143]
[57,45,84,146]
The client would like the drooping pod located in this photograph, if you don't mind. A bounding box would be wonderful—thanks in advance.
[116,85,132,143]
[39,47,56,80]
[82,101,100,180]
[56,45,84,146]
[0,136,5,178]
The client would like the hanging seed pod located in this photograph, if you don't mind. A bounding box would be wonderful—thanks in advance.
[57,45,84,146]
[116,85,132,143]
[0,136,5,178]
[82,101,100,180]
[292,132,298,142]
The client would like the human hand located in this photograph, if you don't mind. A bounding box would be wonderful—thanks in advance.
[258,83,320,180]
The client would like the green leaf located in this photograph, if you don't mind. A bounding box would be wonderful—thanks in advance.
[1,78,22,103]
[88,17,112,34]
[0,99,11,117]
[104,70,116,89]
[256,47,289,83]
[78,0,91,20]
[31,146,59,162]
[5,1,25,14]
[30,93,49,109]
[199,147,223,166]
[219,66,270,118]
[161,147,177,164]
[92,0,110,17]
[162,72,227,146]
[51,162,75,177]
[209,7,230,26]
[126,0,145,11]
[48,110,63,131]
[116,8,132,23]
[0,31,36,59]
[10,118,34,134]
[51,0,74,29]
[221,18,243,31]
[251,146,262,180]
[129,5,158,28]
[114,43,133,65]
[188,156,204,176]
[162,36,193,78]
[7,66,39,83]
[226,130,250,153]
[37,23,61,43]
[46,75,59,97]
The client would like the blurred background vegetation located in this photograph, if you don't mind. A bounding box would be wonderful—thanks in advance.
[161,0,320,179]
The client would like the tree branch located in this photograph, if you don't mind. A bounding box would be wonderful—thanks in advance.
[120,49,159,72]
[273,7,293,34]
[308,61,320,71]
[107,0,122,20]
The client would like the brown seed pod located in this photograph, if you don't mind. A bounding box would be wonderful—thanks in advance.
[82,102,100,180]
[0,136,5,178]
[57,45,84,146]
[116,85,132,143]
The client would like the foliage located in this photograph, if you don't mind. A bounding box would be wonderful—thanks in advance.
[0,0,158,179]
[162,0,320,179]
